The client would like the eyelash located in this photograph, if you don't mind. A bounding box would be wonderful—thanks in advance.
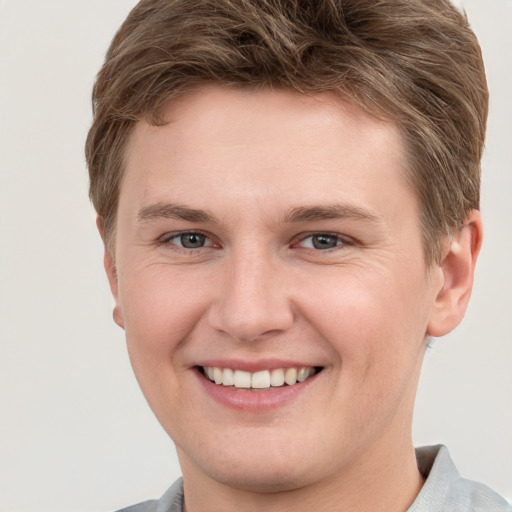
[293,232,354,251]
[157,231,354,253]
[158,231,216,251]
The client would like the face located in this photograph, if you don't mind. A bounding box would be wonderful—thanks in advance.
[109,86,444,492]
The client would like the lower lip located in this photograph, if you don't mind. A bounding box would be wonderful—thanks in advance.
[195,368,319,411]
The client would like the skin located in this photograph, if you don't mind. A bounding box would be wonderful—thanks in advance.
[102,86,482,512]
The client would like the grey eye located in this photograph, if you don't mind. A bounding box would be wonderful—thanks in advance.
[310,234,340,250]
[178,233,207,249]
[297,233,344,250]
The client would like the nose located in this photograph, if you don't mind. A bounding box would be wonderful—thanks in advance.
[207,249,294,342]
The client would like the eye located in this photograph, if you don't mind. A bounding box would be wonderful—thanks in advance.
[297,233,349,250]
[161,231,213,249]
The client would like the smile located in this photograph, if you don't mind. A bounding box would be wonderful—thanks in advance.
[201,366,319,389]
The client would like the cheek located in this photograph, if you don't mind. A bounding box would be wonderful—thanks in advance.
[305,271,430,439]
[299,266,431,377]
[117,265,215,427]
[118,265,213,359]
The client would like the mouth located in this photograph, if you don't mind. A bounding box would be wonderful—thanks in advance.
[199,366,322,390]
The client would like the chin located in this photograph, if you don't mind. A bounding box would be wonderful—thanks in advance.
[177,429,333,494]
[207,461,309,493]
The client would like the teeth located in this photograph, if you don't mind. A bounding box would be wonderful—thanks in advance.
[222,368,234,386]
[270,368,285,387]
[213,367,223,385]
[203,366,317,389]
[234,370,251,388]
[297,367,313,382]
[251,370,271,389]
[284,367,297,385]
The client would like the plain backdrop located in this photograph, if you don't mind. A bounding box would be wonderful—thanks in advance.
[0,1,510,511]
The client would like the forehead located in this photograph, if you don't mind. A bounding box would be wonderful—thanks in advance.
[121,86,410,220]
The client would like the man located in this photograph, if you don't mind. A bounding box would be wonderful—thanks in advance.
[85,0,510,510]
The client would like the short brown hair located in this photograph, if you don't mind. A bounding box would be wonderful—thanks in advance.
[86,0,488,263]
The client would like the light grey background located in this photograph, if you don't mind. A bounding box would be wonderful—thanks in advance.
[0,1,510,511]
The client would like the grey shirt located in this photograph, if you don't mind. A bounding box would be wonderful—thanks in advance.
[117,445,510,512]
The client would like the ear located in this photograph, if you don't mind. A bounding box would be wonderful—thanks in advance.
[96,216,125,329]
[427,210,483,337]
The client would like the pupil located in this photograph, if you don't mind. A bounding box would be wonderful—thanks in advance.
[181,233,205,248]
[313,234,337,249]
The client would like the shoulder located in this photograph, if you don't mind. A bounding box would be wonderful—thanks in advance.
[411,445,510,512]
[114,478,184,512]
[115,501,158,512]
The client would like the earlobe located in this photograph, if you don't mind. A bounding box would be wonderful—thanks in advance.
[427,210,483,338]
[103,248,125,329]
[96,216,125,330]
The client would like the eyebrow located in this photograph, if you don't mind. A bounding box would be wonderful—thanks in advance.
[137,203,216,223]
[136,202,382,225]
[282,204,382,224]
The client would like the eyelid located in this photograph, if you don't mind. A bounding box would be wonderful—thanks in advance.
[155,230,354,252]
[157,230,218,249]
[292,232,355,250]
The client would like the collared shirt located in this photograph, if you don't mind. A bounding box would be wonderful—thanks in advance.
[410,446,510,511]
[117,445,510,512]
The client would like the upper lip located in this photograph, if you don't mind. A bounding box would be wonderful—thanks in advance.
[194,359,323,372]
